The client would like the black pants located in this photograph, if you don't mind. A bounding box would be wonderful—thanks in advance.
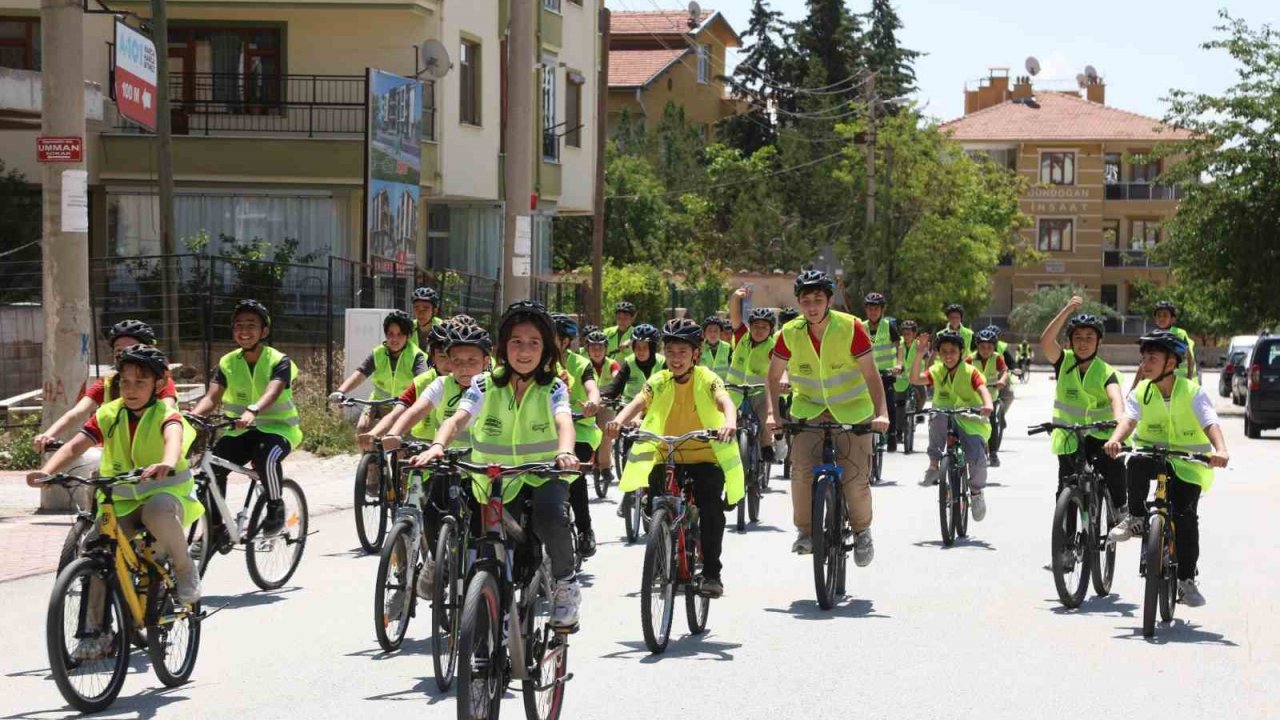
[646,463,725,581]
[1056,436,1125,510]
[420,467,480,559]
[513,480,575,581]
[569,442,596,534]
[212,429,291,519]
[1125,457,1203,580]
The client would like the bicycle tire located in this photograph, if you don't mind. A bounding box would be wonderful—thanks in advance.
[374,519,415,653]
[57,516,93,575]
[989,402,1005,453]
[186,500,214,579]
[625,490,645,545]
[1159,524,1178,623]
[432,518,461,690]
[457,569,503,720]
[1142,514,1165,637]
[1051,487,1090,608]
[685,518,710,633]
[147,593,201,687]
[747,483,761,524]
[903,396,917,455]
[1091,487,1117,596]
[592,464,608,499]
[954,465,969,539]
[938,458,955,546]
[811,475,840,609]
[522,564,567,720]
[736,432,752,532]
[871,434,884,485]
[640,509,675,653]
[246,478,309,591]
[46,557,130,714]
[354,452,387,554]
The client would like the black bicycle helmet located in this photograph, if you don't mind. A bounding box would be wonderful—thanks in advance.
[748,307,777,327]
[615,301,637,315]
[943,303,964,318]
[1153,300,1178,318]
[975,328,999,345]
[1065,313,1105,340]
[497,300,559,374]
[985,324,1003,336]
[718,317,734,331]
[702,315,722,329]
[661,317,703,346]
[451,313,477,327]
[933,329,966,351]
[899,320,919,332]
[232,299,271,327]
[630,323,660,347]
[448,323,492,356]
[551,313,579,339]
[864,292,887,306]
[778,306,800,324]
[383,310,414,337]
[107,319,156,346]
[794,269,836,297]
[427,321,454,351]
[1138,329,1186,363]
[412,287,440,305]
[585,329,608,346]
[115,343,169,378]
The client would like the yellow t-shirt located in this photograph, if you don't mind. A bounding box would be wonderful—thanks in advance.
[642,374,730,464]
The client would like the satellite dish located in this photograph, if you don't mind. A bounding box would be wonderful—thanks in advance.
[1025,56,1041,77]
[418,39,452,79]
[1085,65,1099,81]
[1076,73,1087,88]
[688,1,702,21]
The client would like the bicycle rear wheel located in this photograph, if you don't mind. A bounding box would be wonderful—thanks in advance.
[593,463,608,499]
[903,396,917,455]
[522,565,567,720]
[811,475,841,609]
[147,591,201,687]
[186,502,214,579]
[374,519,415,652]
[432,519,461,690]
[46,557,130,714]
[354,452,387,554]
[1142,514,1165,637]
[938,459,955,546]
[871,434,884,485]
[246,478,309,590]
[640,509,676,653]
[57,516,93,576]
[457,569,503,720]
[736,432,753,532]
[1091,487,1117,596]
[685,519,710,634]
[1051,487,1090,608]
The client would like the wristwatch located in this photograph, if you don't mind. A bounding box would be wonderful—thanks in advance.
[247,403,261,414]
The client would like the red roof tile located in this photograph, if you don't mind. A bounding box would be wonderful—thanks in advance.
[611,9,711,35]
[608,48,689,88]
[940,92,1193,142]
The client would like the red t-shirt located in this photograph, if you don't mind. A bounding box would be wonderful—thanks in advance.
[80,376,178,405]
[771,318,873,361]
[923,365,986,391]
[968,354,1008,372]
[82,411,183,445]
[397,383,419,407]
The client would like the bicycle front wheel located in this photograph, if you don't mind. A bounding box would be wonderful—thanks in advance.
[812,475,841,609]
[1091,487,1117,596]
[457,569,503,720]
[432,519,461,690]
[1051,487,1090,608]
[147,593,201,687]
[246,478,309,590]
[685,519,710,634]
[1158,522,1178,623]
[640,508,676,653]
[46,557,130,714]
[1142,514,1165,637]
[954,466,969,539]
[938,459,955,546]
[903,397,917,455]
[625,490,645,545]
[374,519,415,652]
[354,452,388,554]
[593,463,608,499]
[522,564,568,720]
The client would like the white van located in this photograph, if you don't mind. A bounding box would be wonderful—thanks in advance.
[1227,335,1259,365]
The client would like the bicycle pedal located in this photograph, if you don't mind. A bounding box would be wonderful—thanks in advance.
[552,623,579,635]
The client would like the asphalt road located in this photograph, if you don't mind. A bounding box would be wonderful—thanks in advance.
[2,370,1277,720]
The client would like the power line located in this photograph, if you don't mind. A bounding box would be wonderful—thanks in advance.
[606,149,845,200]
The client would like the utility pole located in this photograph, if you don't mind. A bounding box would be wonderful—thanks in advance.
[38,0,89,511]
[863,70,877,235]
[502,0,536,306]
[152,0,179,358]
[589,7,609,325]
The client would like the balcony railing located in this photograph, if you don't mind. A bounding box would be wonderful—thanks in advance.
[1104,182,1183,201]
[1103,249,1167,268]
[1103,315,1158,336]
[112,73,436,141]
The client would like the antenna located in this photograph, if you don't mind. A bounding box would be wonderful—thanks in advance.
[1025,56,1041,77]
[687,1,701,28]
[1084,65,1099,82]
[1076,73,1087,88]
[417,39,452,79]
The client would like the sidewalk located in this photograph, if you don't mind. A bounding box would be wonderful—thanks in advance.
[0,451,360,583]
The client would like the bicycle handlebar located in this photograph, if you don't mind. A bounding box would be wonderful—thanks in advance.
[183,413,239,433]
[783,420,874,435]
[336,397,399,409]
[624,428,719,445]
[1027,420,1117,436]
[37,470,144,490]
[911,408,986,421]
[725,383,765,395]
[1119,447,1213,466]
[442,458,580,479]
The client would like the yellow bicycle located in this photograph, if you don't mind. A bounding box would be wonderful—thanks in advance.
[39,472,203,713]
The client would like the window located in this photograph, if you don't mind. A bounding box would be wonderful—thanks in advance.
[1130,157,1159,183]
[565,75,583,148]
[1130,220,1160,249]
[1100,284,1118,310]
[0,17,40,70]
[969,148,1018,171]
[1104,153,1121,185]
[422,79,436,141]
[1037,218,1073,251]
[696,43,710,84]
[543,0,561,11]
[1102,219,1120,250]
[167,25,282,107]
[1039,152,1075,185]
[460,40,481,125]
[542,62,558,161]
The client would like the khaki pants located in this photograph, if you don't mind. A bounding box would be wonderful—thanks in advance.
[86,493,192,627]
[789,412,873,535]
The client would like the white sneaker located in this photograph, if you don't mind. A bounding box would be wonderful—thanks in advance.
[1179,579,1206,607]
[920,467,942,486]
[415,556,436,599]
[853,529,874,567]
[550,578,581,629]
[791,533,812,555]
[1108,515,1142,544]
[71,633,115,662]
[971,491,987,522]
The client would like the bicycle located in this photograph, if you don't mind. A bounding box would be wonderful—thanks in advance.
[786,420,874,610]
[896,387,922,455]
[916,409,985,548]
[334,396,401,553]
[182,414,310,591]
[988,394,1006,459]
[1028,421,1119,608]
[1017,355,1033,383]
[1119,447,1212,638]
[592,397,627,499]
[725,383,768,532]
[38,439,99,575]
[38,472,204,713]
[370,440,433,654]
[628,429,721,653]
[447,458,579,720]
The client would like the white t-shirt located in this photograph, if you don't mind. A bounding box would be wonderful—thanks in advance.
[1124,382,1219,428]
[457,375,572,429]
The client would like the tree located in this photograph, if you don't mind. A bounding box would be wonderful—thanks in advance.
[861,0,921,102]
[792,0,864,101]
[1152,11,1280,332]
[720,0,786,154]
[1008,285,1118,339]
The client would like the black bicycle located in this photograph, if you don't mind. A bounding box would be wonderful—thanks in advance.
[593,397,627,499]
[988,394,1006,459]
[897,387,921,455]
[786,420,873,610]
[916,409,985,547]
[370,440,432,654]
[336,397,401,553]
[726,383,768,532]
[1028,421,1119,608]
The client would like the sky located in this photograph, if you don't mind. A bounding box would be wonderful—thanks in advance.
[608,0,1280,124]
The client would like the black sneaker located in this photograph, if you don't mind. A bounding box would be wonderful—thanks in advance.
[579,530,597,558]
[260,499,286,537]
[602,467,615,483]
[698,576,724,598]
[887,437,898,453]
[988,453,1001,468]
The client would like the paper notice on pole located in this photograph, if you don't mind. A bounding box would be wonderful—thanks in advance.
[512,255,532,278]
[512,215,532,277]
[61,170,89,233]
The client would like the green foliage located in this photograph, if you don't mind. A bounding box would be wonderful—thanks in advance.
[1008,285,1118,339]
[861,0,920,102]
[292,349,358,457]
[592,263,669,325]
[0,416,41,471]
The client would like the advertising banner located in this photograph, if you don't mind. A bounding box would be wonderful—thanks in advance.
[365,69,422,272]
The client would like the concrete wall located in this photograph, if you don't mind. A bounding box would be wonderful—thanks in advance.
[551,0,597,215]
[437,0,500,203]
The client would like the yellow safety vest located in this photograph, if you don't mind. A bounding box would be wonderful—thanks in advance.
[429,373,473,448]
[218,345,303,448]
[724,334,774,406]
[894,341,919,393]
[469,373,567,503]
[1134,378,1214,490]
[1051,350,1117,455]
[969,353,1001,384]
[370,344,425,400]
[622,353,665,402]
[928,362,991,442]
[409,368,440,440]
[563,352,603,450]
[700,341,732,378]
[604,325,634,358]
[868,320,897,371]
[407,316,444,355]
[97,399,203,526]
[781,312,873,424]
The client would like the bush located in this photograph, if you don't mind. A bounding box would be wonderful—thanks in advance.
[580,262,669,324]
[0,416,41,471]
[1008,284,1118,339]
[292,348,359,457]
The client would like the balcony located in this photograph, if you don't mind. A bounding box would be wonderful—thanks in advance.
[1103,249,1167,268]
[1104,182,1183,201]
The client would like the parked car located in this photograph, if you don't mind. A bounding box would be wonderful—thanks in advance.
[1244,333,1280,438]
[1220,350,1246,398]
[1226,335,1259,365]
[1232,356,1250,406]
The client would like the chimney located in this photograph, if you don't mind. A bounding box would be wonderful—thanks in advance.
[1012,75,1033,101]
[1086,78,1106,105]
[964,68,1013,115]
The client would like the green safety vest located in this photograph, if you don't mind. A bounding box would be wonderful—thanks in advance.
[429,373,473,448]
[969,353,1002,384]
[409,368,440,440]
[97,399,203,526]
[945,324,975,353]
[406,316,444,355]
[370,344,425,400]
[1133,377,1214,490]
[219,345,303,448]
[604,325,634,358]
[1051,350,1118,455]
[928,362,991,442]
[563,352,603,450]
[618,366,744,505]
[724,334,774,406]
[1164,326,1197,379]
[996,340,1009,357]
[700,341,732,378]
[622,353,665,402]
[1018,342,1031,359]
[895,341,920,393]
[781,312,873,424]
[868,320,898,371]
[469,374,567,503]
[591,358,617,388]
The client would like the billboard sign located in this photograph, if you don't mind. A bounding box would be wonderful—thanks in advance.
[114,20,158,132]
[365,69,422,272]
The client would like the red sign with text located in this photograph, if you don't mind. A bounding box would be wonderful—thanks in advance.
[114,20,158,131]
[36,136,83,163]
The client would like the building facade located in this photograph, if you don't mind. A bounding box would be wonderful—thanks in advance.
[941,69,1193,335]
